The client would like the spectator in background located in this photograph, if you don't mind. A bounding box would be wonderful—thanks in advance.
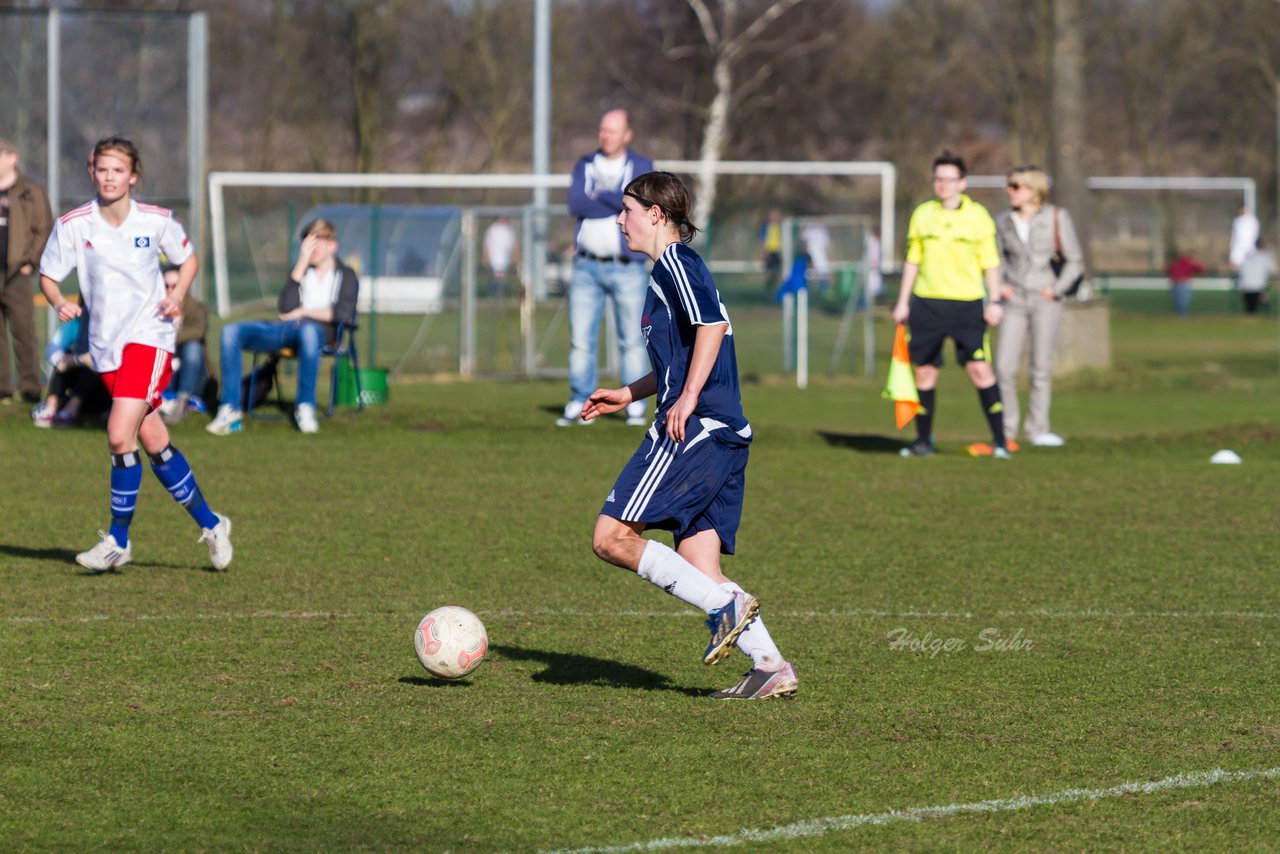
[159,263,210,424]
[31,295,108,428]
[864,225,884,303]
[1166,250,1205,317]
[995,164,1084,449]
[207,218,358,435]
[800,220,832,294]
[1237,237,1276,315]
[0,138,54,405]
[1229,205,1260,271]
[759,208,783,297]
[560,109,654,428]
[483,215,519,297]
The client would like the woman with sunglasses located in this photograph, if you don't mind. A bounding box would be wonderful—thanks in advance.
[579,171,797,700]
[995,165,1084,448]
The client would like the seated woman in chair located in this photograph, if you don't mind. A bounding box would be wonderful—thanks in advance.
[208,218,358,435]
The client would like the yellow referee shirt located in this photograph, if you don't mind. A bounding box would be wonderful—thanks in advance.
[905,195,1000,300]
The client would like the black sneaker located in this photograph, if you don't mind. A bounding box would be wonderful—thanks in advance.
[899,439,935,458]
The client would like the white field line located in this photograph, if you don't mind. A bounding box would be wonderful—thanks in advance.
[5,607,1280,626]
[541,766,1280,854]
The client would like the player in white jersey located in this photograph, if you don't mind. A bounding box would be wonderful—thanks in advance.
[39,136,232,573]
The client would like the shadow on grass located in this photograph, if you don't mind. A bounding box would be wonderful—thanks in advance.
[0,543,80,563]
[0,544,213,575]
[817,431,906,454]
[398,675,476,688]
[491,644,707,697]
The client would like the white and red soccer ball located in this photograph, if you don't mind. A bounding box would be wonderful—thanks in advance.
[414,606,488,679]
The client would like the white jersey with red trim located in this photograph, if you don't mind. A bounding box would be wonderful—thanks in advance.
[40,199,194,372]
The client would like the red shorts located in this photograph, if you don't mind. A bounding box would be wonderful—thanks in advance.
[99,344,173,412]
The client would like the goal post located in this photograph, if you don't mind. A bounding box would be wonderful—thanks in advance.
[208,161,898,381]
[208,160,898,318]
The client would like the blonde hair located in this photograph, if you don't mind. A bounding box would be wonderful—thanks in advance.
[1008,164,1051,205]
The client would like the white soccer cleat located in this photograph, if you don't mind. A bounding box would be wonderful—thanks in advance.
[198,513,234,571]
[295,403,319,434]
[206,404,244,435]
[32,404,53,429]
[555,400,585,427]
[711,661,799,700]
[76,531,132,572]
[624,401,647,426]
[1031,432,1065,447]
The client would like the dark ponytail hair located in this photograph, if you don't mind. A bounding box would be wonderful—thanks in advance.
[623,171,700,244]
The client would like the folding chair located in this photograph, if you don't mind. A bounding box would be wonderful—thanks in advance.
[246,320,364,419]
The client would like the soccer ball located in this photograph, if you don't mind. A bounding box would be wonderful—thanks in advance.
[414,606,488,679]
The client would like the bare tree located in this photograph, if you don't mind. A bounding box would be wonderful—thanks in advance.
[681,0,810,231]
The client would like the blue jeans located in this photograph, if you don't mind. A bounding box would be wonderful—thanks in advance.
[1171,282,1192,316]
[219,319,324,408]
[567,257,649,410]
[166,340,207,397]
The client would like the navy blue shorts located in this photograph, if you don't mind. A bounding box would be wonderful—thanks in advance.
[601,422,749,554]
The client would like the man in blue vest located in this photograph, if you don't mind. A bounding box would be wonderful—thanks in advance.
[558,109,654,428]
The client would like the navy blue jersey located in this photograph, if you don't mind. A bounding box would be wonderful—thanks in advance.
[644,243,751,446]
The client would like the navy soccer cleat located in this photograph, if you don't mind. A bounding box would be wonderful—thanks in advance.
[703,592,759,665]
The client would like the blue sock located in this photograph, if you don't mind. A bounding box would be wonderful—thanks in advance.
[109,452,143,548]
[148,444,219,530]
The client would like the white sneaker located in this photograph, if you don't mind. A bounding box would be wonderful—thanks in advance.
[198,513,233,570]
[295,403,319,434]
[624,401,647,426]
[1031,432,1065,447]
[76,531,132,572]
[206,404,244,435]
[32,403,53,428]
[556,400,585,427]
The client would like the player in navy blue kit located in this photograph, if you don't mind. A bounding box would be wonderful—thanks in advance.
[581,172,797,700]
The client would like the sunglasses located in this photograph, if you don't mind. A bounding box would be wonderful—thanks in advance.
[1006,182,1024,190]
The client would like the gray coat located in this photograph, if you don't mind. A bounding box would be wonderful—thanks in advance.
[995,204,1085,298]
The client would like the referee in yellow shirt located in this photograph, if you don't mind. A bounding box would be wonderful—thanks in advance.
[892,151,1009,458]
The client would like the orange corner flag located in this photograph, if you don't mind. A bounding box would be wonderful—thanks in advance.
[882,324,920,429]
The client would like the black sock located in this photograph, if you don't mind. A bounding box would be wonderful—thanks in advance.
[977,384,1006,448]
[916,388,936,444]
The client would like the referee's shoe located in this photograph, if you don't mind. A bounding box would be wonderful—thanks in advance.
[899,439,936,458]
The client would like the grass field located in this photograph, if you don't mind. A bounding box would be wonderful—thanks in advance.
[2,310,1278,851]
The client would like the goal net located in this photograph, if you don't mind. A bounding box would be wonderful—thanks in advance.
[208,162,898,381]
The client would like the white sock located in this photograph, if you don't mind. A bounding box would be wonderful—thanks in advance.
[637,541,733,614]
[720,581,785,671]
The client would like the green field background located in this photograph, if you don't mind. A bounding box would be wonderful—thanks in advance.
[1,310,1277,851]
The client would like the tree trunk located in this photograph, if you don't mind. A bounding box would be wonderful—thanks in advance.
[694,55,732,235]
[1050,0,1090,272]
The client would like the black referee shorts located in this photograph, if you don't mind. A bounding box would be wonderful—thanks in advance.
[907,295,990,367]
